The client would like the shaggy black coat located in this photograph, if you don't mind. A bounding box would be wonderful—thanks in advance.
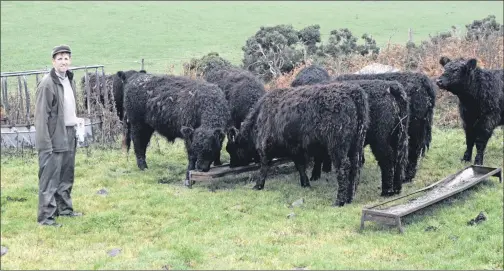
[81,69,146,121]
[203,68,266,129]
[291,64,330,87]
[203,68,266,167]
[327,79,410,196]
[228,82,369,206]
[334,72,436,183]
[437,57,504,165]
[122,73,231,183]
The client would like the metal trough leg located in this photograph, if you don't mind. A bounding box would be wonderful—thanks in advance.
[396,217,404,234]
[493,168,503,183]
[360,212,367,232]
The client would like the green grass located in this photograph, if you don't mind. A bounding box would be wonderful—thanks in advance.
[1,128,503,270]
[1,1,503,74]
[1,1,503,269]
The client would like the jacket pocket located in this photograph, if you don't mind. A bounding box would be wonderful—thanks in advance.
[48,115,58,137]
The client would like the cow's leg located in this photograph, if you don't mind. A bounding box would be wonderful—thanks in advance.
[322,153,332,172]
[310,155,323,181]
[131,123,154,170]
[293,154,311,188]
[213,137,224,166]
[329,148,346,207]
[370,142,395,197]
[253,151,270,190]
[473,118,496,165]
[404,123,423,183]
[462,125,476,163]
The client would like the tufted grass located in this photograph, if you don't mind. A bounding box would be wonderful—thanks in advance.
[1,127,502,270]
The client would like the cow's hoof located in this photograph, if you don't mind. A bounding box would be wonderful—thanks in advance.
[252,184,264,190]
[381,190,395,197]
[310,174,320,181]
[333,201,345,207]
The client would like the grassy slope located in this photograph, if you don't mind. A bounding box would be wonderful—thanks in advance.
[1,1,503,74]
[1,128,503,270]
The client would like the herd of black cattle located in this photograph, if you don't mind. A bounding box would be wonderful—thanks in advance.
[82,57,504,206]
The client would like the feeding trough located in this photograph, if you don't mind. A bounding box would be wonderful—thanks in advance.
[360,165,502,233]
[189,158,292,182]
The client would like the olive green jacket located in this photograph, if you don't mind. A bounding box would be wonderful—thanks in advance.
[34,68,77,152]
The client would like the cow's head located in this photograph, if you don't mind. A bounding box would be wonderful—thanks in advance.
[436,57,477,94]
[225,126,258,168]
[181,126,225,172]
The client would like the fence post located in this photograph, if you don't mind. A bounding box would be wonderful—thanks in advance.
[141,58,144,70]
[17,76,24,124]
[84,66,91,115]
[101,66,108,108]
[408,28,413,43]
[23,75,30,124]
[1,77,8,113]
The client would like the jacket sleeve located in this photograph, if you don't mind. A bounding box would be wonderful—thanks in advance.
[34,81,53,151]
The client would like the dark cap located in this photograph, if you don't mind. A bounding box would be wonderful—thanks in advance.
[51,44,72,58]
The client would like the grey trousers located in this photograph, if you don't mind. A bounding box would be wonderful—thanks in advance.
[37,126,77,225]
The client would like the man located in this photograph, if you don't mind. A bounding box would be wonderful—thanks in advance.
[34,44,83,227]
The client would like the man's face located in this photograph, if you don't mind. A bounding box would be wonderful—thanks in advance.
[52,53,71,74]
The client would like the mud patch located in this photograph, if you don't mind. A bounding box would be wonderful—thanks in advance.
[467,211,487,226]
[425,225,438,232]
[6,196,27,202]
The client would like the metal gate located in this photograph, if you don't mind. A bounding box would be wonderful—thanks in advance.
[0,65,122,150]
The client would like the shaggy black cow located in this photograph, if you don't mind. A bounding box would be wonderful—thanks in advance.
[122,73,231,185]
[335,72,436,183]
[81,69,146,120]
[228,82,369,206]
[316,79,410,196]
[437,57,504,165]
[291,64,330,87]
[203,68,266,129]
[203,68,266,167]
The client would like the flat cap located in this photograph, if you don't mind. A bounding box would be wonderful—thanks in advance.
[51,44,71,58]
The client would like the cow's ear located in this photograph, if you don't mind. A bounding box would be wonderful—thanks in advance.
[117,71,126,81]
[214,128,225,141]
[227,127,239,142]
[466,58,477,70]
[181,126,194,140]
[439,56,451,67]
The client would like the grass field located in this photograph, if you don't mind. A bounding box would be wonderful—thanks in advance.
[1,128,503,270]
[1,1,503,74]
[1,1,503,270]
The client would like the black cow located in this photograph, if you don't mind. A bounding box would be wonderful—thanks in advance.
[335,72,436,183]
[122,73,231,185]
[436,57,504,165]
[291,64,330,87]
[202,68,266,167]
[324,79,410,196]
[228,82,369,206]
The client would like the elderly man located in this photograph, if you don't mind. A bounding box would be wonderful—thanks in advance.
[34,44,83,227]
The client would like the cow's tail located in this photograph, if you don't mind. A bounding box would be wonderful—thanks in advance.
[389,82,410,184]
[346,86,370,202]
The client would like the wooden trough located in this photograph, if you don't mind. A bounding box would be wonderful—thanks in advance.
[360,165,502,233]
[189,158,292,182]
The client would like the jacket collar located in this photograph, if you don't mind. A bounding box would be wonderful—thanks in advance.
[50,68,74,84]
